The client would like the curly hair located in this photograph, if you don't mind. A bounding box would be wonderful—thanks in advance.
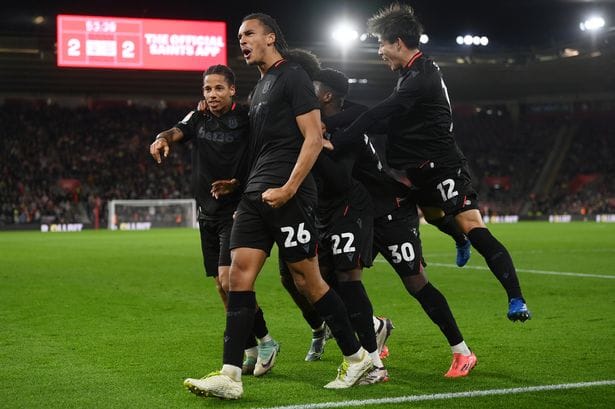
[313,68,349,98]
[367,2,423,48]
[284,49,321,79]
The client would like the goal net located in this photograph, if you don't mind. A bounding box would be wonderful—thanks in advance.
[107,199,197,230]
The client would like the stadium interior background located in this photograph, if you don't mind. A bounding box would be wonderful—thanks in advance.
[1,0,614,230]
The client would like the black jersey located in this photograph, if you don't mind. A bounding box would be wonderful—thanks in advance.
[333,52,465,170]
[245,60,320,195]
[175,104,250,219]
[324,101,410,219]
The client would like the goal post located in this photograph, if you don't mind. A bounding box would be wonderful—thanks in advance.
[107,199,198,230]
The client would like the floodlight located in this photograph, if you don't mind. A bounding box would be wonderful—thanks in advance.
[331,23,359,46]
[456,36,464,45]
[420,34,429,44]
[580,16,605,31]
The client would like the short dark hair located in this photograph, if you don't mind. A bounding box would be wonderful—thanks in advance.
[314,68,349,98]
[203,64,235,86]
[367,3,423,49]
[242,13,289,54]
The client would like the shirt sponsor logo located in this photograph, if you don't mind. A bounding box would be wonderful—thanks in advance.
[198,129,241,143]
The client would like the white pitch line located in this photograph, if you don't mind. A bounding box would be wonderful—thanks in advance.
[254,380,615,409]
[429,262,615,280]
[373,259,615,279]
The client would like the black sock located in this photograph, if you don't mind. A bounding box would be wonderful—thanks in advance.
[244,334,258,350]
[430,215,467,246]
[313,288,361,356]
[252,306,268,339]
[280,274,324,330]
[467,227,523,300]
[412,282,463,346]
[336,281,377,353]
[223,291,256,367]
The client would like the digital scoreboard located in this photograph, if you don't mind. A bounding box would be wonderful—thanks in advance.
[57,14,227,71]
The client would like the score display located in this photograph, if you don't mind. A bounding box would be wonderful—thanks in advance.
[57,15,226,71]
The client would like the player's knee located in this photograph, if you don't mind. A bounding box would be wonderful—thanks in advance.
[402,273,427,295]
[455,209,485,233]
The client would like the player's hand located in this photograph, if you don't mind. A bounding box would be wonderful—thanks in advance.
[150,137,170,164]
[261,186,295,208]
[197,99,208,112]
[211,178,239,199]
[323,138,334,151]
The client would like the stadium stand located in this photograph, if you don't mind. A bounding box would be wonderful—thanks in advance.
[2,98,613,228]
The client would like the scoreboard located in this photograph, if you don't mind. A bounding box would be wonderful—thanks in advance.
[57,15,227,71]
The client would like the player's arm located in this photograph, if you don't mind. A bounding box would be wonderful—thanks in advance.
[261,109,323,208]
[330,94,402,150]
[322,100,368,131]
[149,127,184,164]
[331,78,421,150]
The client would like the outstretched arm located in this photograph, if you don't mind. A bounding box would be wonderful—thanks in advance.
[149,127,184,164]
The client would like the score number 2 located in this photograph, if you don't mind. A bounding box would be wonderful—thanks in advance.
[66,38,136,58]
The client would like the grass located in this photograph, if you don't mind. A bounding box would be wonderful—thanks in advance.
[1,222,614,408]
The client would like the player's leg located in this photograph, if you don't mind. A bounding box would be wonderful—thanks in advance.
[375,211,476,377]
[422,208,471,267]
[325,200,387,384]
[184,194,272,399]
[198,218,227,304]
[218,219,275,376]
[454,208,530,321]
[279,256,329,361]
[278,194,372,389]
[335,267,389,384]
[285,257,372,388]
[415,164,530,322]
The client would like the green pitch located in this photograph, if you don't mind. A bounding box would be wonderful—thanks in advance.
[1,223,614,408]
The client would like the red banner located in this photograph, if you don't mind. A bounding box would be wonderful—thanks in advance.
[57,15,226,71]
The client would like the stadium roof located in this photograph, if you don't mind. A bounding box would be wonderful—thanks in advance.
[3,0,615,49]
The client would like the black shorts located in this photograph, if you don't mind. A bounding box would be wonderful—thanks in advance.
[230,191,318,263]
[372,207,423,277]
[406,163,479,216]
[318,202,373,273]
[199,214,233,277]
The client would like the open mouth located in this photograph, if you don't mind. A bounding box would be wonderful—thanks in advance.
[242,48,252,60]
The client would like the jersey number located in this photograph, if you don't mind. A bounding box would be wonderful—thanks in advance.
[436,178,458,201]
[388,243,415,263]
[281,223,311,248]
[331,232,356,255]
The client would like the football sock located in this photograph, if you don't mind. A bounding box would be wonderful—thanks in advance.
[413,282,464,346]
[220,364,242,382]
[467,227,523,300]
[223,291,256,368]
[252,306,268,339]
[369,351,384,368]
[313,288,361,356]
[336,280,378,354]
[430,215,467,246]
[312,322,327,338]
[244,334,258,350]
[451,341,472,356]
[244,346,258,359]
[345,348,366,363]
